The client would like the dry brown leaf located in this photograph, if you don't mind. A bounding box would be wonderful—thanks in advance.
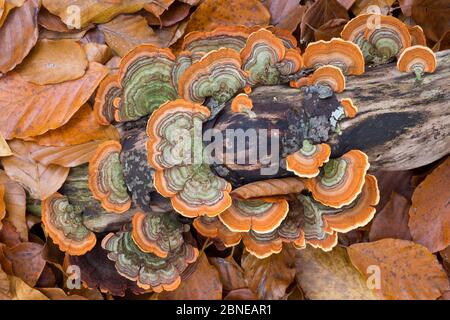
[300,0,348,43]
[0,185,5,226]
[38,288,87,300]
[82,43,112,64]
[0,0,39,75]
[157,254,222,300]
[348,239,450,300]
[224,288,258,300]
[0,134,12,157]
[0,171,27,241]
[144,0,175,18]
[160,1,191,27]
[30,104,119,147]
[7,275,49,300]
[314,18,348,41]
[4,242,46,287]
[295,245,377,300]
[38,8,77,33]
[373,170,414,212]
[0,1,27,27]
[231,177,305,200]
[337,0,357,10]
[398,0,414,16]
[99,14,160,57]
[42,0,151,29]
[209,256,248,292]
[0,265,11,299]
[16,39,88,85]
[409,158,450,253]
[411,0,450,43]
[155,20,188,48]
[264,0,306,31]
[29,140,102,168]
[0,62,108,140]
[1,140,69,200]
[369,192,413,241]
[241,244,296,300]
[184,0,270,35]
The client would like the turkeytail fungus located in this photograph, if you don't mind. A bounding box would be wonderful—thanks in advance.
[146,99,232,218]
[230,93,255,118]
[302,38,365,75]
[397,45,437,81]
[276,48,304,76]
[88,141,131,214]
[182,26,254,54]
[116,45,177,122]
[42,193,96,256]
[241,28,286,86]
[340,98,358,118]
[193,216,242,248]
[407,25,427,46]
[102,230,198,292]
[305,150,370,208]
[178,48,248,104]
[309,65,346,93]
[219,197,289,233]
[286,140,331,178]
[131,211,188,258]
[93,74,122,125]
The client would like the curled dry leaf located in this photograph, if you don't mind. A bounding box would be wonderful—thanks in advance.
[30,140,105,168]
[300,0,348,43]
[38,287,87,300]
[411,0,450,42]
[295,246,377,300]
[1,140,69,200]
[0,0,39,75]
[0,62,108,140]
[160,1,191,27]
[348,239,450,300]
[265,0,307,32]
[99,14,161,57]
[350,0,396,16]
[224,288,258,300]
[0,134,12,157]
[157,254,222,300]
[209,256,248,292]
[7,275,49,300]
[184,0,270,35]
[231,177,305,200]
[42,0,149,29]
[369,192,413,242]
[408,158,450,253]
[30,104,119,147]
[241,244,296,300]
[0,265,10,299]
[0,185,5,225]
[4,242,46,287]
[0,171,27,241]
[16,39,88,85]
[82,43,112,64]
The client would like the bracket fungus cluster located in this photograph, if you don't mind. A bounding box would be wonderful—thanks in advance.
[54,24,438,294]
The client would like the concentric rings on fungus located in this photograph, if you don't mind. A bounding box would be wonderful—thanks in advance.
[116,45,177,121]
[42,193,96,256]
[397,45,437,80]
[309,65,346,93]
[178,48,248,104]
[88,141,131,214]
[305,150,370,208]
[340,98,358,118]
[286,140,331,178]
[241,28,286,86]
[93,74,122,125]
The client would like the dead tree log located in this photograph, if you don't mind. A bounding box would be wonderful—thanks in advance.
[205,49,450,185]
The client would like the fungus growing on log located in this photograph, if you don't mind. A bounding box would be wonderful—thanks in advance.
[193,216,242,247]
[340,98,358,118]
[102,230,198,292]
[178,48,247,104]
[241,28,286,86]
[42,193,96,256]
[116,45,177,121]
[230,93,255,118]
[276,48,304,76]
[147,100,232,218]
[303,38,365,75]
[242,230,283,259]
[310,65,346,93]
[93,74,122,125]
[305,150,370,208]
[341,14,377,63]
[171,51,194,91]
[322,174,379,233]
[397,45,437,81]
[88,141,131,214]
[363,15,411,64]
[286,140,331,178]
[182,26,253,54]
[268,27,298,49]
[131,211,189,258]
[219,197,289,233]
[407,25,427,46]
